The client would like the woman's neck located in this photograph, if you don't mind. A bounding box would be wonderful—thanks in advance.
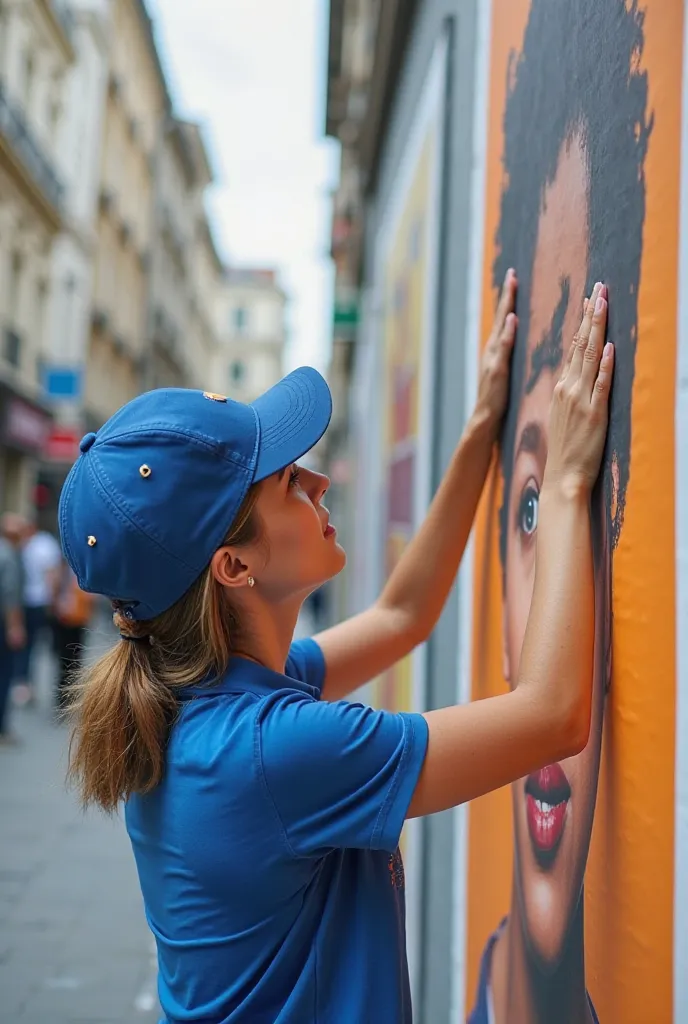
[232,596,303,674]
[490,882,594,1024]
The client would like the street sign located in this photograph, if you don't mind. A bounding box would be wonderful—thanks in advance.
[43,366,82,400]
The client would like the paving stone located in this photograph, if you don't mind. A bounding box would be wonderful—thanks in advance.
[0,621,160,1023]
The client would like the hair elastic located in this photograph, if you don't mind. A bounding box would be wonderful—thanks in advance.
[119,633,151,645]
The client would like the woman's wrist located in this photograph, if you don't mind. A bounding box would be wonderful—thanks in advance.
[466,402,500,448]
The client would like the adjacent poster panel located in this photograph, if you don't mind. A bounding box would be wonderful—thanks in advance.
[457,1,685,1021]
[369,26,448,1004]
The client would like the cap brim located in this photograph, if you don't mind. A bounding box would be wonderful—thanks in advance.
[251,367,332,482]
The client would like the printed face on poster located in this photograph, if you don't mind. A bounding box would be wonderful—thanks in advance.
[461,2,683,1022]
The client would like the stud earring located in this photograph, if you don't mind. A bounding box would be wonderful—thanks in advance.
[247,576,255,588]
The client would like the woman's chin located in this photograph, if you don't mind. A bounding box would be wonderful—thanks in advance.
[330,543,347,574]
[521,887,571,975]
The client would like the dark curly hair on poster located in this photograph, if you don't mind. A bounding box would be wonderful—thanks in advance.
[495,0,653,571]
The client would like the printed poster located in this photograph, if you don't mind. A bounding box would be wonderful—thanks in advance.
[459,2,684,1021]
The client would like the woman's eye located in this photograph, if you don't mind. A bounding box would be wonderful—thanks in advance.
[518,484,539,536]
[288,466,301,487]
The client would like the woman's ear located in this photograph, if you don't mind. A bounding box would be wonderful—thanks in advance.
[210,547,252,590]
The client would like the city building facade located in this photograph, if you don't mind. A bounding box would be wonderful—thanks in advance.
[34,1,228,527]
[0,0,289,538]
[38,0,110,511]
[326,1,688,1021]
[145,116,219,392]
[214,268,286,403]
[0,0,76,514]
[184,151,225,393]
[323,0,378,625]
[84,0,168,431]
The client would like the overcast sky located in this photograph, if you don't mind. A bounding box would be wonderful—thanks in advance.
[147,0,339,373]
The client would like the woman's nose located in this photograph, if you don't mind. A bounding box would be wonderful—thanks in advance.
[307,469,330,502]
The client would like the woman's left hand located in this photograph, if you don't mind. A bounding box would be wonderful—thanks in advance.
[474,268,518,433]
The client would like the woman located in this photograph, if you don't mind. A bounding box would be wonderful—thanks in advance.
[60,277,612,1024]
[468,1,649,1021]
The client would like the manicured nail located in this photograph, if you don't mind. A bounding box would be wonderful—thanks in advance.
[595,295,605,315]
[603,342,613,359]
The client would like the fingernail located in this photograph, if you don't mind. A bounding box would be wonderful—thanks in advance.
[600,284,607,299]
[603,342,613,359]
[595,295,606,315]
[507,268,515,281]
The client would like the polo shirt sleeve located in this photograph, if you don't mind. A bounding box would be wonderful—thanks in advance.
[257,693,429,856]
[284,638,326,695]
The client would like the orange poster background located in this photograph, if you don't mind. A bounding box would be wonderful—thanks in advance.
[465,2,682,1021]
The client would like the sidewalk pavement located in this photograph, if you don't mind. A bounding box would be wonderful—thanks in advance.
[0,606,319,1023]
[0,613,160,1024]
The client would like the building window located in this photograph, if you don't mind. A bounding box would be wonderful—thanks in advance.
[23,51,35,109]
[49,97,61,143]
[230,360,245,385]
[8,251,22,322]
[233,307,248,333]
[34,278,47,357]
[4,326,21,367]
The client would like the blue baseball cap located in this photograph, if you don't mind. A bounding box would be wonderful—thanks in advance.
[58,367,332,621]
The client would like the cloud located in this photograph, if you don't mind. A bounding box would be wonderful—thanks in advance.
[148,0,340,370]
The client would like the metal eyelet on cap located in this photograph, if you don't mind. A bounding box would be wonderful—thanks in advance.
[87,536,97,547]
[203,392,227,403]
[139,464,152,478]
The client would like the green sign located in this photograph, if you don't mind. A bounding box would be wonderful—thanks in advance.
[333,299,359,327]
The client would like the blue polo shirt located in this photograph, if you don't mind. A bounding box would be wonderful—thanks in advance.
[125,639,429,1024]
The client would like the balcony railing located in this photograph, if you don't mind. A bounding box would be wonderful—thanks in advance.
[0,82,65,215]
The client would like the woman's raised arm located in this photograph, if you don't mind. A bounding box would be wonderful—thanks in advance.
[317,270,518,702]
[408,283,612,817]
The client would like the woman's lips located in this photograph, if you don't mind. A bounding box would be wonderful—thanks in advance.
[324,524,336,538]
[525,763,571,860]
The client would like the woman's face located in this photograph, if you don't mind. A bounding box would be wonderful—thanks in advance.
[248,463,346,602]
[503,132,611,969]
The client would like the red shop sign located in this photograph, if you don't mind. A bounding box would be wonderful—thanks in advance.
[4,398,51,454]
[45,427,81,462]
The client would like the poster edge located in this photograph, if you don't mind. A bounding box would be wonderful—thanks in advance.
[450,0,494,1021]
[674,1,688,1017]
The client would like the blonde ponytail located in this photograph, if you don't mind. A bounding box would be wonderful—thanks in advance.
[66,485,261,813]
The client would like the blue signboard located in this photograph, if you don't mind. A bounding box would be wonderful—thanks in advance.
[43,366,82,400]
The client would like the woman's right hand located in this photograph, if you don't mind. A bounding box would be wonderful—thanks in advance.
[543,281,614,496]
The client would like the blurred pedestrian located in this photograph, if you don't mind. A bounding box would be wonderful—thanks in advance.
[52,560,95,712]
[0,520,26,745]
[12,516,62,707]
[56,281,613,1024]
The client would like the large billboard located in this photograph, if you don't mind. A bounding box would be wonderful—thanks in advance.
[367,26,449,1004]
[457,1,685,1021]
